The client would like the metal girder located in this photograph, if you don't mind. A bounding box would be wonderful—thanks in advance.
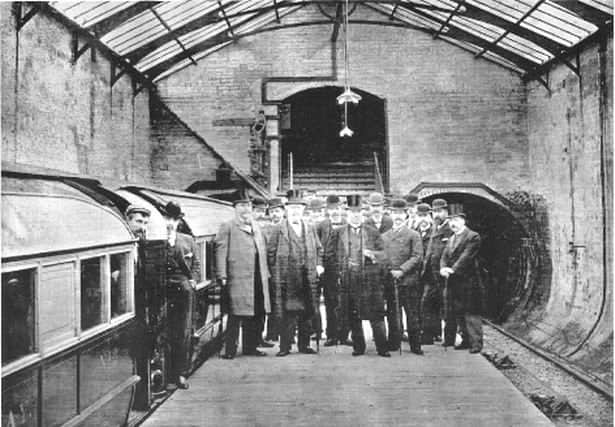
[475,0,546,59]
[86,2,159,37]
[331,3,343,42]
[14,2,42,31]
[395,3,537,71]
[111,63,128,86]
[71,31,91,64]
[219,0,236,39]
[434,0,464,39]
[150,7,197,66]
[273,0,281,23]
[550,0,613,26]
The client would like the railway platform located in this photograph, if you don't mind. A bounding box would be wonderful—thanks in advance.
[142,325,553,427]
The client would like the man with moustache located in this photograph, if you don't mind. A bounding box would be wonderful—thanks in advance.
[316,195,350,346]
[440,212,483,353]
[382,199,424,354]
[267,190,324,357]
[308,197,326,226]
[404,193,420,230]
[163,202,200,389]
[215,197,270,359]
[328,195,390,357]
[365,192,393,234]
[421,198,454,346]
[263,197,285,342]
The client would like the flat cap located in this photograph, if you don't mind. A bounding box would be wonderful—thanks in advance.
[125,204,151,217]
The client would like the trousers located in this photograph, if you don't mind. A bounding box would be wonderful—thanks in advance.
[350,315,388,354]
[167,275,194,381]
[387,285,422,350]
[279,310,312,352]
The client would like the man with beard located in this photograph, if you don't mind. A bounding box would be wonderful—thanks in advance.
[263,197,285,342]
[216,197,271,359]
[328,195,390,357]
[253,197,270,228]
[268,190,324,357]
[163,202,200,389]
[382,199,424,354]
[415,203,440,345]
[440,212,483,353]
[421,198,454,346]
[316,195,350,346]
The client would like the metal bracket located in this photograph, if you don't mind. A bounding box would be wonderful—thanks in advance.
[561,51,581,77]
[15,3,41,31]
[131,78,146,97]
[536,72,551,95]
[71,32,91,64]
[111,63,128,87]
[568,241,586,253]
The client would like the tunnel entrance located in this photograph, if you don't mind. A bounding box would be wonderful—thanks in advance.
[421,191,529,321]
[280,86,387,194]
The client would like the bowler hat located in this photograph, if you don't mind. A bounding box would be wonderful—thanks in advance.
[286,189,306,205]
[368,192,385,206]
[416,203,431,215]
[252,196,268,209]
[326,195,340,206]
[308,198,325,210]
[125,204,151,218]
[449,211,466,220]
[162,201,184,219]
[346,194,362,209]
[269,197,284,209]
[404,193,419,205]
[391,199,407,210]
[431,198,448,210]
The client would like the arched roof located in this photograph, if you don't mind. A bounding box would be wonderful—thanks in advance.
[44,1,612,85]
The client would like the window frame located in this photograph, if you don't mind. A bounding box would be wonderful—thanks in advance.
[194,236,212,291]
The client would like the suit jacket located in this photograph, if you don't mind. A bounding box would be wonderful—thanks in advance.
[214,219,271,316]
[422,220,453,278]
[365,215,393,234]
[167,232,201,280]
[440,227,483,314]
[382,226,423,289]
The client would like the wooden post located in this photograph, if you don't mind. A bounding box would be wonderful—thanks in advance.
[289,152,294,190]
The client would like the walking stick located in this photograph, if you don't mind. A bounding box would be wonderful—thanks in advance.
[393,277,403,355]
[443,276,449,352]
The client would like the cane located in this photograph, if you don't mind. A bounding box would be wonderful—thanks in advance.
[393,278,403,355]
[443,276,449,352]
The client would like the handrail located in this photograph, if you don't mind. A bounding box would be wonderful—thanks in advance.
[373,152,385,193]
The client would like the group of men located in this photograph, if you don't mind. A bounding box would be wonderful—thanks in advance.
[214,190,485,361]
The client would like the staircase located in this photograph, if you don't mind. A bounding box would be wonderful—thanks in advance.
[281,160,378,195]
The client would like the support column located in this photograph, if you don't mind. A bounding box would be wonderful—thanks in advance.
[264,105,280,194]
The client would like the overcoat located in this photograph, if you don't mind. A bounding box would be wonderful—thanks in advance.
[381,226,423,289]
[267,219,323,318]
[422,220,453,279]
[440,228,484,314]
[214,219,271,316]
[327,224,387,321]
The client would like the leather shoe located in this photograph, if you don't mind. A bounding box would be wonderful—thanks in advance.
[469,348,482,354]
[220,353,235,360]
[454,342,471,350]
[299,347,317,354]
[411,348,424,355]
[258,340,275,348]
[434,335,442,342]
[177,377,189,390]
[244,350,267,356]
[324,338,337,347]
[352,350,364,356]
[378,351,391,358]
[276,350,290,357]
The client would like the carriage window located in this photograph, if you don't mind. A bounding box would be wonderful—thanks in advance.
[2,269,36,365]
[110,253,131,318]
[81,257,105,330]
[205,241,213,281]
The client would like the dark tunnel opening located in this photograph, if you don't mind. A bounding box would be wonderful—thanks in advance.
[421,192,529,322]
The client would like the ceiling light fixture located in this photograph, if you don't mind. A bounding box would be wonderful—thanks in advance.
[338,0,360,137]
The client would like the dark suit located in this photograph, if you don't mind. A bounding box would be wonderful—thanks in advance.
[166,232,200,382]
[365,215,393,234]
[440,227,483,351]
[382,226,423,351]
[421,220,453,343]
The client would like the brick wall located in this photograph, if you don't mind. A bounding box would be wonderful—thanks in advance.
[157,5,529,195]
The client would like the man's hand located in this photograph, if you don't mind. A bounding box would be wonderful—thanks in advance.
[439,267,454,278]
[189,279,196,289]
[316,265,325,276]
[363,249,375,261]
[391,269,404,280]
[220,278,227,286]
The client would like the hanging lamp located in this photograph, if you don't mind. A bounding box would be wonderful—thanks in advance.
[338,0,360,137]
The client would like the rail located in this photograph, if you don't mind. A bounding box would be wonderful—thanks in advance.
[373,152,385,193]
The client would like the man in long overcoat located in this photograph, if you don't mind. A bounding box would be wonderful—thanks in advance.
[215,198,271,359]
[440,212,483,353]
[421,198,454,346]
[327,195,390,357]
[267,190,323,356]
[382,199,424,354]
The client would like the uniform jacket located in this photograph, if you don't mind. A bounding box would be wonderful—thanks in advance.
[422,220,453,278]
[214,219,271,316]
[326,224,387,320]
[382,226,423,289]
[365,215,393,234]
[167,232,201,280]
[267,219,323,318]
[440,227,483,314]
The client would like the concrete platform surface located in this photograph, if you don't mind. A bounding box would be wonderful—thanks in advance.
[142,332,553,427]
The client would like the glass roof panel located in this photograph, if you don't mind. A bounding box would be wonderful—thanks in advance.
[580,0,613,15]
[153,40,234,82]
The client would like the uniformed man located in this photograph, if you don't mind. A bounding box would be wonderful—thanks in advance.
[267,190,324,357]
[421,198,454,346]
[215,197,271,359]
[163,201,200,390]
[382,199,424,354]
[316,195,349,346]
[440,212,483,353]
[328,195,390,357]
[125,205,151,240]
